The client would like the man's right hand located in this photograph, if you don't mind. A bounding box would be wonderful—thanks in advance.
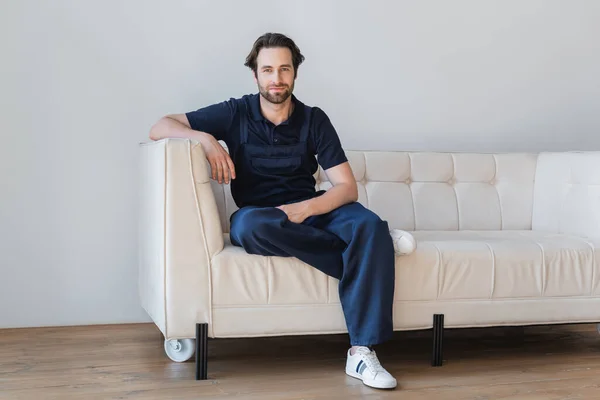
[199,132,236,184]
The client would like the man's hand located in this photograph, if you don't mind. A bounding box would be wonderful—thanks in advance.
[276,162,357,223]
[200,133,236,184]
[277,201,313,224]
[149,114,236,184]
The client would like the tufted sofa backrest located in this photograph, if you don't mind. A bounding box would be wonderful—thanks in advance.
[532,152,600,239]
[206,150,539,233]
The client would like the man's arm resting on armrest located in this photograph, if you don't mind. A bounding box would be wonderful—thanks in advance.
[149,114,208,142]
[148,114,235,184]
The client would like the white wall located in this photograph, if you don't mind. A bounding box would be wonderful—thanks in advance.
[1,0,599,328]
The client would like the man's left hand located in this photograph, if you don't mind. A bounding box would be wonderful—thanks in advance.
[276,201,313,224]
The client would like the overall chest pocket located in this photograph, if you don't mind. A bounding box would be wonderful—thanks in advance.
[250,156,302,175]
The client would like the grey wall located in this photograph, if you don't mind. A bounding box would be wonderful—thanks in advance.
[1,0,599,328]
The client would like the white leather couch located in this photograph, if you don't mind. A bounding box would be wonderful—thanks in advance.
[138,138,600,377]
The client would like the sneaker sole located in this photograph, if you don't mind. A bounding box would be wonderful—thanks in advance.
[345,368,397,389]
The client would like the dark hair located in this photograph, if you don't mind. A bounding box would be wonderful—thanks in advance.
[244,33,305,78]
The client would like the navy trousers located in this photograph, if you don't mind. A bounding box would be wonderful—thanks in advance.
[230,201,395,346]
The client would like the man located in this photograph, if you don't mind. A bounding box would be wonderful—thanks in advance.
[149,33,397,390]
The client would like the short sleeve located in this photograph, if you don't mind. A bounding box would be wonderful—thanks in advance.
[312,107,348,170]
[185,99,237,142]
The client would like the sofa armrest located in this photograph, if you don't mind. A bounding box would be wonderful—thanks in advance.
[138,138,224,339]
[532,151,600,239]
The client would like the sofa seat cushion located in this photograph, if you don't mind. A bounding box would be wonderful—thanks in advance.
[399,231,600,302]
[211,231,600,308]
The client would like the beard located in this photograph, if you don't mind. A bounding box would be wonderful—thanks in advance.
[258,81,294,104]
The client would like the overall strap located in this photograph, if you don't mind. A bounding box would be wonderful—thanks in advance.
[299,105,312,143]
[239,100,249,144]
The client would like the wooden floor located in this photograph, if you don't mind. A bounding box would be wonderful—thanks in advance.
[2,323,600,400]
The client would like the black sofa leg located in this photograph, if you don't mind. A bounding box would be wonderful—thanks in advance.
[195,323,208,380]
[432,314,444,367]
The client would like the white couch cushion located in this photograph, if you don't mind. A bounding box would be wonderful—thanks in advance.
[207,151,538,233]
[400,231,600,300]
[211,237,332,306]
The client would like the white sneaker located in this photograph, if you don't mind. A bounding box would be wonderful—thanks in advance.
[345,346,397,389]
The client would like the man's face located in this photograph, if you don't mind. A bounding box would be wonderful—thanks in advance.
[255,47,295,104]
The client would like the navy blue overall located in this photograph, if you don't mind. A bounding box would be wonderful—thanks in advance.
[229,102,395,347]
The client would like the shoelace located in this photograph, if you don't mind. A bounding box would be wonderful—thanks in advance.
[358,349,385,372]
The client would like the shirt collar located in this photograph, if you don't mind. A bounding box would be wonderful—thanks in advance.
[250,93,303,126]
